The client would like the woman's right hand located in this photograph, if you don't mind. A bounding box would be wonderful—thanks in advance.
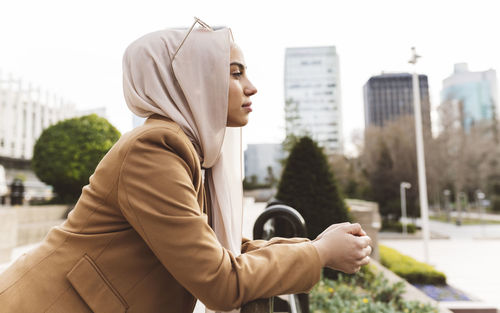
[311,223,372,274]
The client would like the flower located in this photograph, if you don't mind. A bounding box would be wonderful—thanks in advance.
[362,298,369,303]
[328,287,334,293]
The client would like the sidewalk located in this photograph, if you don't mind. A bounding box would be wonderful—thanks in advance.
[381,220,500,311]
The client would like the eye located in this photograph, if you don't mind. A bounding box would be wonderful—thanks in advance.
[231,72,242,78]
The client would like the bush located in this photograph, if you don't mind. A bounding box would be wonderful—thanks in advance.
[276,136,350,240]
[32,114,120,203]
[381,220,417,234]
[310,266,438,313]
[379,245,446,285]
[490,195,500,212]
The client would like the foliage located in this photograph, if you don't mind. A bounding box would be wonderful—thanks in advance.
[334,106,500,220]
[381,220,417,234]
[369,141,401,220]
[310,266,438,313]
[379,245,446,285]
[490,194,500,212]
[32,114,120,203]
[328,154,371,200]
[243,175,272,190]
[276,136,350,240]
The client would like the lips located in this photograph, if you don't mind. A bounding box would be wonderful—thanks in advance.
[242,102,253,112]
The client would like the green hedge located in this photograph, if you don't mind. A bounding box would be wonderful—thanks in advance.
[380,245,446,285]
[381,220,417,233]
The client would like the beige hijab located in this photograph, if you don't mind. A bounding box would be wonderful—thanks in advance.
[122,19,243,313]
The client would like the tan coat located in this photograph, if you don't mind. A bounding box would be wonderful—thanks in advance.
[0,115,321,313]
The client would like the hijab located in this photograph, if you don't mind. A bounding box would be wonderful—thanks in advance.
[122,19,243,313]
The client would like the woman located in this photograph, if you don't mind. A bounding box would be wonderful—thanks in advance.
[0,18,372,313]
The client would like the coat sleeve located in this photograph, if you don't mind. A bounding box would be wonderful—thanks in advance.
[117,132,322,311]
[241,237,311,254]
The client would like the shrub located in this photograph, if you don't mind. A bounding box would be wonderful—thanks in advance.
[276,136,350,240]
[379,245,446,285]
[32,114,120,203]
[381,220,417,234]
[490,195,500,212]
[310,266,438,313]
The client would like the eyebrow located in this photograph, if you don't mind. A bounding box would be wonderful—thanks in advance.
[230,62,246,70]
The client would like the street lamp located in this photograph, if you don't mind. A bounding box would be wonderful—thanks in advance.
[409,47,431,263]
[476,190,486,237]
[400,182,412,236]
[443,189,451,222]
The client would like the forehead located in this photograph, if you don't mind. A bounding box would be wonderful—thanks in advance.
[230,45,245,63]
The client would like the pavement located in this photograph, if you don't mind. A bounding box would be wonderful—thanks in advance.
[381,219,500,311]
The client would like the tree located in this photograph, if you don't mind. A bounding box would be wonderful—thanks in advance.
[276,136,350,240]
[265,166,277,187]
[368,140,400,220]
[32,114,120,203]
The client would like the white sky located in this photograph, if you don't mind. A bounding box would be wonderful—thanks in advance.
[1,0,499,155]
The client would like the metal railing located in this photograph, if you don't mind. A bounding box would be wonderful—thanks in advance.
[242,200,309,313]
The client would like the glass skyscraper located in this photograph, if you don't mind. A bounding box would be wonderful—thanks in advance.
[441,63,498,131]
[363,73,431,133]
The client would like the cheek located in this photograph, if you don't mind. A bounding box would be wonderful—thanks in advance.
[228,81,242,107]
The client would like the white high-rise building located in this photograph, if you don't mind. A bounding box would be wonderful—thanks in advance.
[0,72,77,160]
[284,46,342,155]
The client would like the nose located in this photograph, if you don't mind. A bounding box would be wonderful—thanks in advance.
[245,80,257,97]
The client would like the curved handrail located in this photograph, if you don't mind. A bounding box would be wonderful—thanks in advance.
[253,204,307,241]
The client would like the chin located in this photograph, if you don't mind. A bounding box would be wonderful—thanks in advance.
[227,118,249,128]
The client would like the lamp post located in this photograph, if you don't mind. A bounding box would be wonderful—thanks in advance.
[400,182,412,236]
[409,47,431,263]
[476,190,485,237]
[443,189,451,222]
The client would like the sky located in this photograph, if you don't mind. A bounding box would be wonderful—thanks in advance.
[1,0,499,155]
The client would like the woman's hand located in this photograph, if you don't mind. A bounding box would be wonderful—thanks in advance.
[312,223,372,274]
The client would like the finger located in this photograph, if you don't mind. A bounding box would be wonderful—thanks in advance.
[344,223,363,236]
[358,235,372,247]
[353,236,371,249]
[362,245,372,257]
[359,256,371,266]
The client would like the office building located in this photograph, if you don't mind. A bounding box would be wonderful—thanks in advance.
[0,71,106,201]
[284,46,343,155]
[363,73,432,132]
[441,63,498,131]
[244,144,285,185]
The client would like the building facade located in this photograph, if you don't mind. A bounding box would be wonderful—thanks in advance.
[0,73,77,160]
[363,73,432,132]
[0,71,106,202]
[244,144,285,185]
[284,46,343,155]
[441,63,498,131]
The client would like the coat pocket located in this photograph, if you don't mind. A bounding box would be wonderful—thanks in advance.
[67,254,129,313]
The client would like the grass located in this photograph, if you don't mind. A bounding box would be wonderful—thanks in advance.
[429,215,500,225]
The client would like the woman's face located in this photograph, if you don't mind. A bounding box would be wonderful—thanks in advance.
[227,44,257,127]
